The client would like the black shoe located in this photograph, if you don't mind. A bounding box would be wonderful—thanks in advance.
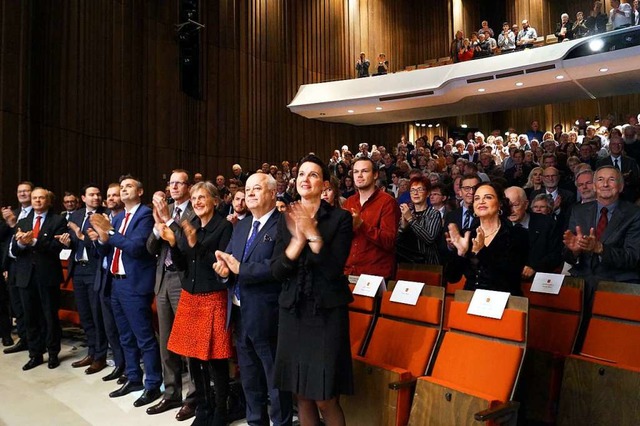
[2,336,14,347]
[133,387,162,407]
[102,365,125,382]
[22,356,44,371]
[146,398,182,415]
[109,380,144,398]
[3,339,27,354]
[48,355,60,369]
[117,374,128,385]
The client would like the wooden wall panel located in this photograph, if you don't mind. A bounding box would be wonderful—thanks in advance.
[1,0,636,208]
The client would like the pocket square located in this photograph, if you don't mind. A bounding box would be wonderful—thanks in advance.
[263,234,273,242]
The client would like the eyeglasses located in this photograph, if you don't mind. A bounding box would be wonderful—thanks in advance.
[168,181,188,186]
[460,186,475,192]
[409,188,427,194]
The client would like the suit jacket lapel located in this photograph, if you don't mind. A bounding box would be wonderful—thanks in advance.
[244,211,279,260]
[602,204,626,243]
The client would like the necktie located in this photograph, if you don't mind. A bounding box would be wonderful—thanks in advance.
[614,158,620,171]
[595,207,608,240]
[235,221,261,302]
[463,210,472,229]
[19,208,28,220]
[32,215,42,239]
[110,212,131,275]
[164,207,182,268]
[75,212,93,261]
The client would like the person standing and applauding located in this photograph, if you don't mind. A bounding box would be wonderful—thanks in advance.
[271,155,353,426]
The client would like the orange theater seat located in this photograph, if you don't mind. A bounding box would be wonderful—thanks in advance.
[348,283,378,357]
[408,290,528,426]
[518,278,583,424]
[59,259,80,326]
[342,283,444,426]
[395,263,443,287]
[557,281,640,426]
[443,276,465,330]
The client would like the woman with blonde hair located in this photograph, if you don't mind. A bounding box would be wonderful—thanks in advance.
[523,166,544,199]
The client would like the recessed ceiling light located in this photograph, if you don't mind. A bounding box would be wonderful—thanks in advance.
[375,106,383,110]
[556,75,564,80]
[461,124,468,128]
[515,82,524,87]
[421,123,427,127]
[347,109,354,113]
[436,123,440,127]
[415,122,420,126]
[599,67,609,72]
[428,124,433,128]
[478,88,486,92]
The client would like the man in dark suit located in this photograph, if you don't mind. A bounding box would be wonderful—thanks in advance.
[214,173,293,426]
[90,182,125,382]
[145,169,198,420]
[1,181,34,353]
[529,166,576,230]
[563,166,640,348]
[66,184,109,374]
[505,187,563,280]
[92,175,162,408]
[61,191,79,222]
[596,134,640,202]
[11,187,68,370]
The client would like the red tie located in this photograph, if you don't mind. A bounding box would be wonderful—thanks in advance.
[595,207,608,240]
[32,216,42,239]
[110,213,131,275]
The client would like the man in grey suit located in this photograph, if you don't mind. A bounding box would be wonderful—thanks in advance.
[145,169,198,421]
[563,166,640,348]
[595,133,640,202]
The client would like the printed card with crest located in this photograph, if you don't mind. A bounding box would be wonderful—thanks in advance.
[389,280,425,305]
[353,274,386,298]
[467,289,510,319]
[530,272,564,295]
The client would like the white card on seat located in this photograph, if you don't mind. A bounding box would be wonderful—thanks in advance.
[467,289,510,319]
[59,249,72,261]
[531,272,565,295]
[390,280,424,305]
[353,274,386,298]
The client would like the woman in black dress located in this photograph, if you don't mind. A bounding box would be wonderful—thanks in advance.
[446,182,528,295]
[272,154,353,426]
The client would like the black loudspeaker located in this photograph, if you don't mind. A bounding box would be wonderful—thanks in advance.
[178,0,201,98]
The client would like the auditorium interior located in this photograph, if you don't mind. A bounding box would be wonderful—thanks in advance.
[1,0,640,425]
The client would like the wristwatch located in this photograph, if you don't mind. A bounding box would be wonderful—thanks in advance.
[107,229,116,236]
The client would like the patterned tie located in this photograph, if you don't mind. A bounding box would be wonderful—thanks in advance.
[463,210,472,229]
[235,221,261,302]
[164,207,182,268]
[110,212,131,275]
[75,212,93,261]
[32,215,42,239]
[595,207,608,240]
[614,158,620,171]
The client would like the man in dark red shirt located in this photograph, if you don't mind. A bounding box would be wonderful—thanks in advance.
[343,157,400,278]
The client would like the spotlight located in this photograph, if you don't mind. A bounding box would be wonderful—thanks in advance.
[589,39,604,52]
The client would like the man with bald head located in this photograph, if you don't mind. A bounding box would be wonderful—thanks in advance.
[214,172,293,425]
[505,187,563,280]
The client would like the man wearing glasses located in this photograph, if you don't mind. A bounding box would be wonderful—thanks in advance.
[529,166,575,231]
[145,169,198,420]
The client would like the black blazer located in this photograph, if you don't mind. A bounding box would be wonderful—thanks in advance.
[11,211,67,288]
[525,212,563,273]
[446,219,528,295]
[271,201,353,310]
[173,213,232,294]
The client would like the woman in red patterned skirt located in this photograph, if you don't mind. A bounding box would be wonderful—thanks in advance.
[157,182,233,426]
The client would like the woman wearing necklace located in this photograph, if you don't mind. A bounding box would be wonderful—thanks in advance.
[446,182,528,295]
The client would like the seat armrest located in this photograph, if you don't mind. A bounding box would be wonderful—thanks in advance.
[388,377,417,390]
[474,401,520,423]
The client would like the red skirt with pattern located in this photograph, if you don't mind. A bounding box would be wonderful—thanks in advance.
[167,290,233,361]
